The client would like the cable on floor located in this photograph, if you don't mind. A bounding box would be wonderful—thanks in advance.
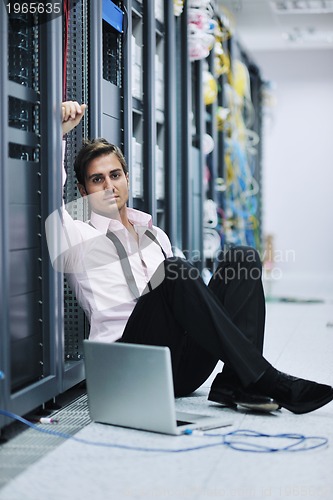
[0,409,328,454]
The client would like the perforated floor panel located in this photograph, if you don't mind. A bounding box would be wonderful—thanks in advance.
[0,394,91,490]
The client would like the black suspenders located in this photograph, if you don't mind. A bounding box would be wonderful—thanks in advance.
[105,230,141,299]
[144,229,167,259]
[89,222,166,300]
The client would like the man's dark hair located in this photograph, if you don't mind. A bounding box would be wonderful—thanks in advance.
[74,138,128,187]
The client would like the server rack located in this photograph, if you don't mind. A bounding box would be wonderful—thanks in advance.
[62,0,89,391]
[247,62,263,246]
[123,0,165,229]
[163,0,178,246]
[191,59,205,267]
[101,1,123,145]
[177,4,193,257]
[122,0,180,246]
[0,5,63,428]
[203,44,221,271]
[206,47,219,205]
[188,7,231,273]
[61,0,124,390]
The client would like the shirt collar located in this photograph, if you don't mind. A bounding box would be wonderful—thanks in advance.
[89,208,153,234]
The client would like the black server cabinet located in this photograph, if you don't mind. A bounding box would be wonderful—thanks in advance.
[61,0,124,389]
[62,0,90,391]
[0,5,63,429]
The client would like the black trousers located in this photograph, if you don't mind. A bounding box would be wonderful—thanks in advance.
[120,246,270,396]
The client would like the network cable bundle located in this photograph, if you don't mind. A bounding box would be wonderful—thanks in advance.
[223,59,261,248]
[212,56,261,249]
[187,0,217,61]
[174,0,185,17]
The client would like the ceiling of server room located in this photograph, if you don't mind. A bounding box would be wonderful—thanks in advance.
[217,0,333,51]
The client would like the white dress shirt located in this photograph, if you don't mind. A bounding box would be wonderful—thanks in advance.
[45,144,173,343]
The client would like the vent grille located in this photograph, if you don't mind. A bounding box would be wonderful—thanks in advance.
[0,394,90,490]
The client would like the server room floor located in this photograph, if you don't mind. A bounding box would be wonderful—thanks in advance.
[0,275,333,500]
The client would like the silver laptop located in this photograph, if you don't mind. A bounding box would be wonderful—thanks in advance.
[83,340,231,435]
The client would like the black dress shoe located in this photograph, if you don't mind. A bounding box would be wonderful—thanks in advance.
[267,371,333,415]
[208,379,280,413]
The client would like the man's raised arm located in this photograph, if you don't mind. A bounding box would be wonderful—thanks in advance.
[45,101,87,272]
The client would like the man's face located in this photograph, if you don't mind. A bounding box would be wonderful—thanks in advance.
[78,153,129,218]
